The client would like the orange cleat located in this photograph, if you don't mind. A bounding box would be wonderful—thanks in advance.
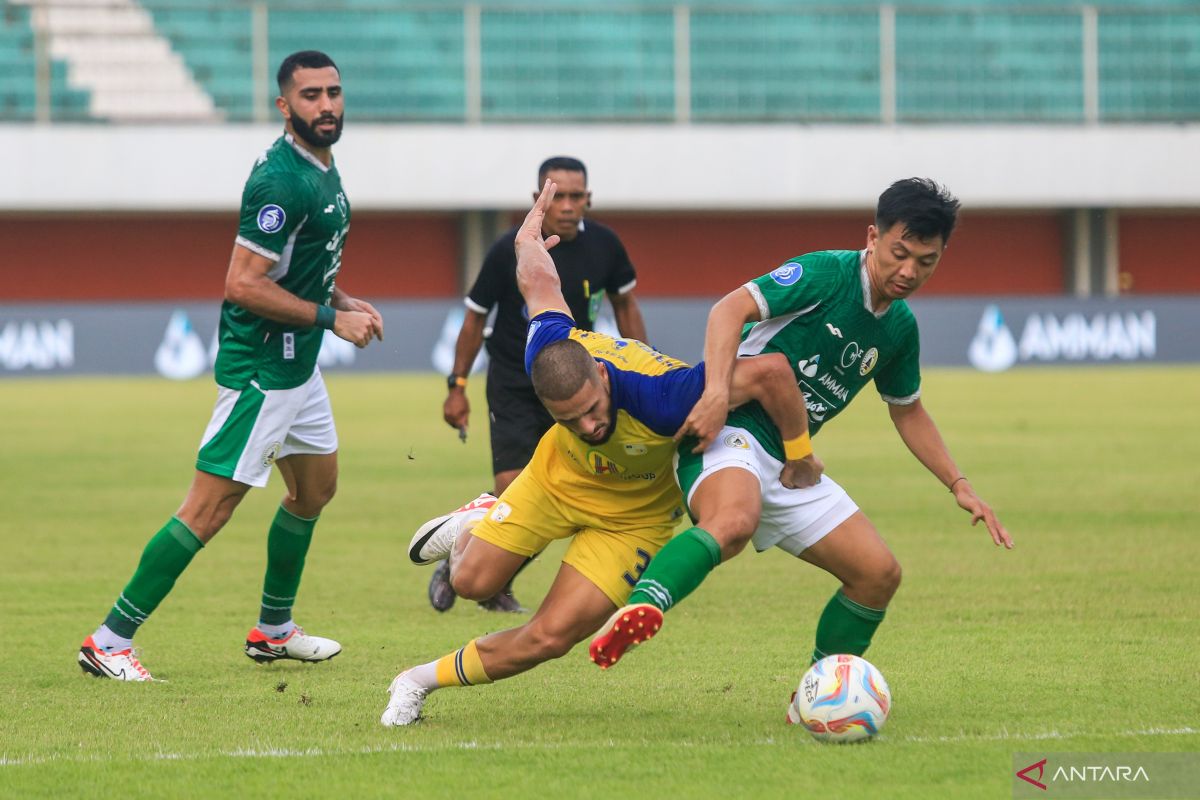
[588,603,663,669]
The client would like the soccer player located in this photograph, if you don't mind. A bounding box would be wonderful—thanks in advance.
[77,51,383,681]
[434,157,648,614]
[380,182,811,726]
[590,178,1013,669]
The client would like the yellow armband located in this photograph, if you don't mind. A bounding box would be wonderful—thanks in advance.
[783,431,813,461]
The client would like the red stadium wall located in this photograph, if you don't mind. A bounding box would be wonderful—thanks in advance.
[598,211,1066,297]
[2,213,460,301]
[5,209,1196,301]
[1117,212,1200,294]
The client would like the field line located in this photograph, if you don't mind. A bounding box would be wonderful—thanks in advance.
[2,727,1195,768]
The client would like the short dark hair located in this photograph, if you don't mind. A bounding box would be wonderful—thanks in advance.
[531,339,599,402]
[538,156,587,186]
[876,178,961,245]
[277,51,339,93]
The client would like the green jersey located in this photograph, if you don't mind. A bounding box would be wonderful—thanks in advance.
[729,249,921,462]
[216,133,351,390]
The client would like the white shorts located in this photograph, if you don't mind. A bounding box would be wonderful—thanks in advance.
[677,425,859,556]
[196,368,337,488]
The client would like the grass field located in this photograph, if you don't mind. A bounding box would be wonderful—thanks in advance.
[1,368,1197,798]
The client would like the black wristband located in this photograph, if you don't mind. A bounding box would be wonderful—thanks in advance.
[315,304,336,330]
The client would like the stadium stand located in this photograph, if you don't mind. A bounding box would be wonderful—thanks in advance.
[0,3,90,120]
[5,1,1200,123]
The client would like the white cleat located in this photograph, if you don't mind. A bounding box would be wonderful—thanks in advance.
[408,493,497,565]
[78,636,156,682]
[381,671,428,726]
[244,626,342,663]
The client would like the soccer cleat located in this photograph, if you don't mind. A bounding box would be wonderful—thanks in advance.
[477,583,528,614]
[380,671,428,727]
[78,636,156,682]
[408,493,497,566]
[427,560,457,612]
[588,603,663,670]
[244,626,342,664]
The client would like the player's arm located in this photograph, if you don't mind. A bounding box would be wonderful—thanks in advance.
[726,354,824,489]
[443,309,487,432]
[514,179,568,318]
[720,355,825,489]
[225,244,378,346]
[675,287,763,451]
[889,399,1013,549]
[609,290,648,342]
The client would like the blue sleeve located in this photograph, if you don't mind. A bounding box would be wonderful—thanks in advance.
[606,362,708,437]
[524,310,576,376]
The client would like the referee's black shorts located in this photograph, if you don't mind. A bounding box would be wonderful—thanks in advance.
[486,362,556,475]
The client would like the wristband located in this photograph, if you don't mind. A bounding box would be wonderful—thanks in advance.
[447,374,468,390]
[315,304,336,330]
[948,476,968,493]
[783,431,813,461]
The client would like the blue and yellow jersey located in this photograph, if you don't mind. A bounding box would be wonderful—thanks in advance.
[522,310,705,528]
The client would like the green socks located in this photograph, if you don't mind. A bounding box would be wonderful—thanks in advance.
[812,588,886,663]
[628,527,722,612]
[103,517,204,638]
[259,504,317,626]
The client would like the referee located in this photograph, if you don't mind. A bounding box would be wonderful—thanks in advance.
[436,156,648,612]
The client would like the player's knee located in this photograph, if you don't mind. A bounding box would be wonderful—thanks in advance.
[872,556,902,599]
[700,509,759,550]
[449,565,499,601]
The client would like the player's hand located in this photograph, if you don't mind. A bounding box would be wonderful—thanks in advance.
[780,454,824,489]
[952,480,1013,549]
[515,179,562,257]
[674,390,730,453]
[443,391,470,431]
[337,296,384,341]
[332,309,377,348]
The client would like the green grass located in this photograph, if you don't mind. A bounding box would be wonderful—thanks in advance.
[1,368,1197,797]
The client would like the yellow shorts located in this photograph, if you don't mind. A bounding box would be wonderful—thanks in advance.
[470,467,675,607]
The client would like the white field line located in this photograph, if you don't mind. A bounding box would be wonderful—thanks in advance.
[2,727,1195,768]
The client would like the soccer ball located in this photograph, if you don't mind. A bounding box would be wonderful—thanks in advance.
[786,654,892,743]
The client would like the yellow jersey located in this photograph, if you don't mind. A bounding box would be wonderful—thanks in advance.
[522,310,706,528]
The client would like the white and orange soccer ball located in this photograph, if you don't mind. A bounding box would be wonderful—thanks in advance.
[786,654,892,743]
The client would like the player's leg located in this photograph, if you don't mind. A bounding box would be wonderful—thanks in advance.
[244,371,342,663]
[591,428,765,668]
[79,380,281,680]
[791,511,901,663]
[450,530,534,601]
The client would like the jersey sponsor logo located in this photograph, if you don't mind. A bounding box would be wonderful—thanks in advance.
[262,441,281,468]
[825,323,843,338]
[859,347,879,376]
[769,263,804,286]
[624,443,648,456]
[796,354,820,378]
[840,341,862,369]
[336,191,349,218]
[587,450,626,475]
[256,204,286,233]
[818,373,849,402]
[723,432,751,450]
[802,390,829,422]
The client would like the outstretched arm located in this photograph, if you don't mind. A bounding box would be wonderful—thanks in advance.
[727,354,823,489]
[889,399,1013,549]
[514,180,567,318]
